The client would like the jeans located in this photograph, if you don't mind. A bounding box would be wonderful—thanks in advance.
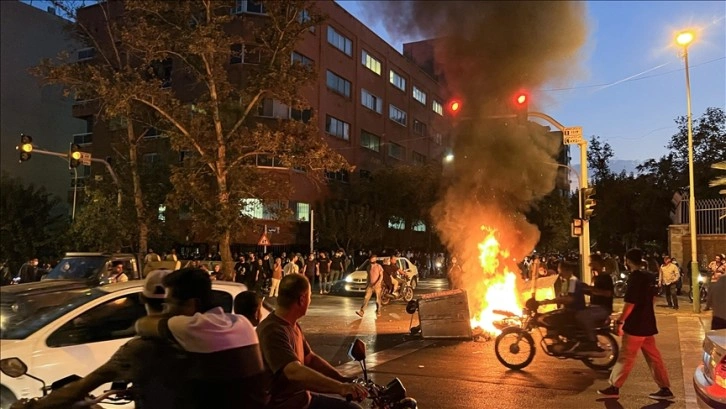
[664,283,678,308]
[360,284,382,313]
[609,333,670,389]
[575,305,610,342]
[308,393,362,409]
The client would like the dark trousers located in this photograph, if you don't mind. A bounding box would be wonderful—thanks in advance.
[664,283,678,308]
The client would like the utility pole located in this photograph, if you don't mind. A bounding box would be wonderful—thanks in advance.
[310,210,315,254]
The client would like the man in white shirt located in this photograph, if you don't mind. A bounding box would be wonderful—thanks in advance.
[658,255,680,310]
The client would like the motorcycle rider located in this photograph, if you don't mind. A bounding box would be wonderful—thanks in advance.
[580,254,612,355]
[10,269,191,409]
[382,257,401,296]
[537,260,604,355]
[135,268,268,409]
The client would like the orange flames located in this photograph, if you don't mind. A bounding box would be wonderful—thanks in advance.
[469,227,524,334]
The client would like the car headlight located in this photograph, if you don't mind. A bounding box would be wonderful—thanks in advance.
[344,275,354,283]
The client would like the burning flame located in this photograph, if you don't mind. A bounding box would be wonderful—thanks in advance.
[469,227,523,334]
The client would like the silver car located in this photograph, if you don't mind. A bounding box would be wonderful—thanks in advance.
[693,329,726,408]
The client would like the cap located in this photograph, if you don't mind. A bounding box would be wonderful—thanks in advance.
[143,269,172,299]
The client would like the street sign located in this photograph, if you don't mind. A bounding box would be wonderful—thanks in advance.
[563,126,583,145]
[258,233,271,246]
[80,152,92,166]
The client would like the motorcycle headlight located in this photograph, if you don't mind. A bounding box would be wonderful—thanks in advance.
[620,273,627,279]
[698,275,705,283]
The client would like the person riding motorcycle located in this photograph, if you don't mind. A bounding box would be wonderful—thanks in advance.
[10,269,191,409]
[536,260,604,355]
[382,258,400,296]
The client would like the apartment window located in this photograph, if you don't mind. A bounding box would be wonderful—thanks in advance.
[325,115,350,140]
[433,132,443,145]
[325,170,349,183]
[326,71,351,98]
[290,108,312,123]
[412,151,426,165]
[242,45,261,64]
[158,204,166,222]
[295,202,310,221]
[389,105,407,126]
[257,98,289,118]
[389,70,406,91]
[327,27,352,56]
[388,142,405,160]
[433,100,444,116]
[361,50,381,75]
[233,0,265,14]
[73,132,93,145]
[291,51,313,66]
[413,86,427,105]
[298,8,311,23]
[360,130,380,152]
[413,120,427,136]
[388,217,405,230]
[231,44,243,64]
[77,47,95,62]
[361,89,382,113]
[412,220,427,232]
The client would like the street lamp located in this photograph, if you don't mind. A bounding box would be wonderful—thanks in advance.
[675,29,700,313]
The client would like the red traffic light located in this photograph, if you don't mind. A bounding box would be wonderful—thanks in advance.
[514,92,529,107]
[447,98,462,116]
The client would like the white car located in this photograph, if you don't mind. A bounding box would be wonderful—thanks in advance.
[337,256,419,294]
[0,280,263,409]
[694,328,726,408]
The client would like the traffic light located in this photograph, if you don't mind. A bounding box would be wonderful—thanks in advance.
[69,144,82,169]
[513,91,529,123]
[581,186,596,219]
[17,134,33,162]
[446,98,462,117]
[571,218,583,237]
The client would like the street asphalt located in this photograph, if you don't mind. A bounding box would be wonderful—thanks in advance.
[287,278,714,409]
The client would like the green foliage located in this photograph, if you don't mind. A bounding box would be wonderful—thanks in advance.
[527,191,572,252]
[0,172,69,270]
[316,201,383,252]
[66,188,134,252]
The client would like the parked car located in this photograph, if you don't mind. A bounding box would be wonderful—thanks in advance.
[333,256,419,294]
[693,329,726,408]
[0,279,262,409]
[43,252,141,285]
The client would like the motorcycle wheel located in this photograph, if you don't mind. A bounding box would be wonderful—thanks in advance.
[402,287,414,302]
[381,289,391,305]
[581,332,619,371]
[699,286,708,303]
[613,282,626,298]
[494,327,536,370]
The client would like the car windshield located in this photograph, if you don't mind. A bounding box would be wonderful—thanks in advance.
[0,288,107,339]
[44,256,108,280]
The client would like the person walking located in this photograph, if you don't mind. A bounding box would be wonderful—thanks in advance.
[658,255,680,310]
[356,255,383,318]
[598,248,674,401]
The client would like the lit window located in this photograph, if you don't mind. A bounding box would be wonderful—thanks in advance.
[389,105,407,126]
[240,199,264,219]
[296,202,310,221]
[433,100,443,116]
[257,98,289,118]
[389,70,406,91]
[326,71,351,98]
[325,115,350,140]
[412,220,426,232]
[361,50,381,75]
[233,0,266,14]
[327,26,352,56]
[413,86,427,105]
[361,89,382,113]
[158,204,166,222]
[360,130,380,152]
[388,217,405,230]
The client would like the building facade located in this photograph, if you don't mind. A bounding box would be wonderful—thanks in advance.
[1,0,86,209]
[71,0,454,251]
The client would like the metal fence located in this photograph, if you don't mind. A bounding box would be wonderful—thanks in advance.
[674,197,726,234]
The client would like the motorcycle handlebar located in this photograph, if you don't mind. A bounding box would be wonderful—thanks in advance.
[71,390,131,408]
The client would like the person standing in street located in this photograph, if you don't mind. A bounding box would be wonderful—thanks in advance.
[658,255,680,310]
[598,248,674,401]
[270,257,283,297]
[302,253,319,293]
[330,250,345,288]
[705,254,725,311]
[447,256,463,290]
[356,254,383,318]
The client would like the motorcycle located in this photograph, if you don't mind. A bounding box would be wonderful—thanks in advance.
[494,298,620,371]
[347,339,417,409]
[380,273,415,304]
[0,357,131,409]
[688,274,708,303]
[612,272,628,298]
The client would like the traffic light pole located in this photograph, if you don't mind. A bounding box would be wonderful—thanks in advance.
[26,148,122,208]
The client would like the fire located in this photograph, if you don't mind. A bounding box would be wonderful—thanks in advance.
[469,227,523,334]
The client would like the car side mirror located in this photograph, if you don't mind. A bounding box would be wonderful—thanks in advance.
[0,357,28,378]
[348,338,366,361]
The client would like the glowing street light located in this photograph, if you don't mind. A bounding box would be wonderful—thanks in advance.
[674,29,700,313]
[444,153,454,163]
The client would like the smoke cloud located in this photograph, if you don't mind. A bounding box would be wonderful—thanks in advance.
[370,2,589,307]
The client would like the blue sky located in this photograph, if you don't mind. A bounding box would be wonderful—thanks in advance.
[338,1,725,162]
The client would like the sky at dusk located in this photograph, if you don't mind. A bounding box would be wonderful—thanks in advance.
[338,1,726,163]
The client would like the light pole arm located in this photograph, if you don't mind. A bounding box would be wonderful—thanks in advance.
[27,148,122,208]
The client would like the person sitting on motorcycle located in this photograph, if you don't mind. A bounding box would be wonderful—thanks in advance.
[10,269,192,409]
[537,261,602,354]
[382,257,401,296]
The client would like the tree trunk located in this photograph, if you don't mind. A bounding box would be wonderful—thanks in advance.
[219,229,233,280]
[126,119,149,274]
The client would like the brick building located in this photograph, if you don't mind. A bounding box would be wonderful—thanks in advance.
[70,0,454,253]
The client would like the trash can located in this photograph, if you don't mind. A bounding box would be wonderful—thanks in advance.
[417,289,472,339]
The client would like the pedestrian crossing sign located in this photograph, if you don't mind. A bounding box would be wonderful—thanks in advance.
[258,233,271,246]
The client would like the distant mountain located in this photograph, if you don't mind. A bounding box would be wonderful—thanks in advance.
[571,160,642,177]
